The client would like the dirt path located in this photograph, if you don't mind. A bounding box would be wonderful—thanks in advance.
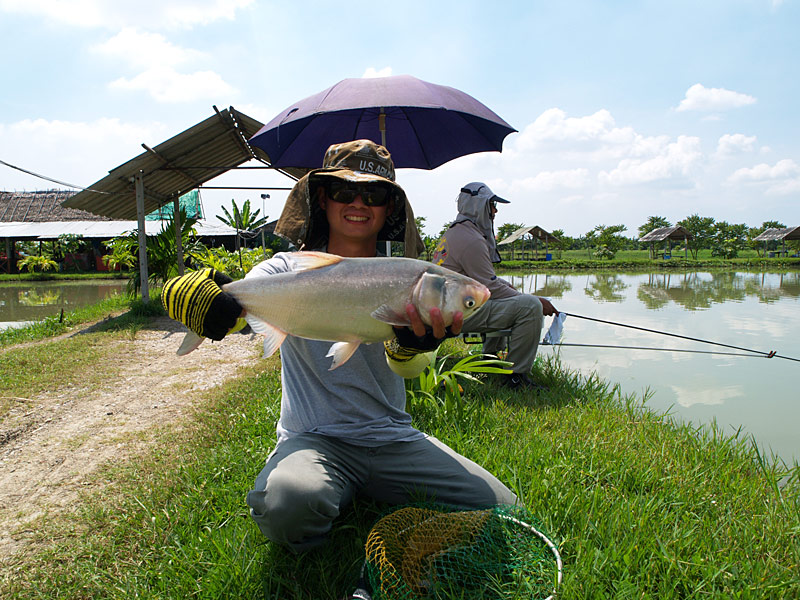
[0,316,263,566]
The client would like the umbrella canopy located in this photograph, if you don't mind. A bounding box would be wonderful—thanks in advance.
[250,75,516,170]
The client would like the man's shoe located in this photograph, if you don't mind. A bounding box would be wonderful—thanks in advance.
[502,373,548,392]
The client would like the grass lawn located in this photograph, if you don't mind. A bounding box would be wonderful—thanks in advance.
[3,324,798,599]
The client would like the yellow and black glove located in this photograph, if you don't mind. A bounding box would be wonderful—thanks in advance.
[383,325,458,377]
[161,268,243,341]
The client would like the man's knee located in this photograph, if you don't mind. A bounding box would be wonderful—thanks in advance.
[247,470,339,547]
[511,294,543,322]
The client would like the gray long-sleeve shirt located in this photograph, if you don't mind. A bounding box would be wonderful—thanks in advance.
[434,220,519,300]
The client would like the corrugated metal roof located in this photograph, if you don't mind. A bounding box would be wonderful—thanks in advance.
[639,225,693,242]
[61,106,307,220]
[498,225,560,245]
[753,226,800,241]
[0,220,238,240]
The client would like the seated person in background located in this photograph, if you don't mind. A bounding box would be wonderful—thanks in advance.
[162,142,516,553]
[432,182,558,390]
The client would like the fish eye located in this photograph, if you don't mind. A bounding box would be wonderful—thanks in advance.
[464,297,476,309]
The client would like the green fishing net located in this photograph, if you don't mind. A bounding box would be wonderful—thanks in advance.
[361,504,561,600]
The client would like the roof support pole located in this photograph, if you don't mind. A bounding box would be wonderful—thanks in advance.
[135,171,150,303]
[4,237,12,274]
[173,196,184,276]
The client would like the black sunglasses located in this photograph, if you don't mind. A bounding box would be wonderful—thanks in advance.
[327,180,393,207]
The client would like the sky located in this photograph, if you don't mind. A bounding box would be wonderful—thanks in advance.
[1,0,799,239]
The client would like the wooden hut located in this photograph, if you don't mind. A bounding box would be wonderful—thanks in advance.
[753,226,800,257]
[497,225,561,261]
[639,225,693,259]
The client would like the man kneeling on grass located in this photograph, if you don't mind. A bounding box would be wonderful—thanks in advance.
[162,140,516,552]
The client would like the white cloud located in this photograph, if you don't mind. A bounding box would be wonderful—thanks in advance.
[93,28,203,69]
[727,159,800,195]
[676,83,757,112]
[512,108,669,161]
[599,136,703,186]
[362,67,393,78]
[715,133,757,157]
[0,118,167,189]
[0,0,254,30]
[109,66,236,103]
[729,159,800,182]
[511,169,590,193]
[92,28,234,103]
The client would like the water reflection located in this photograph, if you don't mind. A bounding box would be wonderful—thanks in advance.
[18,289,62,306]
[508,270,799,464]
[506,274,573,299]
[0,281,128,323]
[583,274,629,303]
[507,270,800,311]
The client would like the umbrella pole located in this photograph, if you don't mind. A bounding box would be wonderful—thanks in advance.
[380,108,391,256]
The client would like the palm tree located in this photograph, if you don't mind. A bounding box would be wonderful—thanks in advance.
[216,199,269,248]
[216,199,269,271]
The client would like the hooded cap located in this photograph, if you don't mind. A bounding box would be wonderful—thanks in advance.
[450,182,508,263]
[274,139,424,257]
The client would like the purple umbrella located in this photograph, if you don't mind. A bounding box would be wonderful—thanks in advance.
[249,75,516,170]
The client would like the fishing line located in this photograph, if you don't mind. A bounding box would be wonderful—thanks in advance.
[562,312,800,363]
[0,158,110,193]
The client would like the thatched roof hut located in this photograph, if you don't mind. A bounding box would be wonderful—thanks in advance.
[753,226,800,256]
[497,225,560,260]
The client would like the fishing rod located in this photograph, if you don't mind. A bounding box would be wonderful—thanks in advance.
[542,341,772,358]
[561,312,800,363]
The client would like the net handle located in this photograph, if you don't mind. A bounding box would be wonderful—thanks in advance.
[499,513,564,600]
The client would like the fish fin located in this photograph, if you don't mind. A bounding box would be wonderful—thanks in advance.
[289,251,343,272]
[326,341,361,370]
[245,314,288,357]
[371,304,412,327]
[177,331,205,356]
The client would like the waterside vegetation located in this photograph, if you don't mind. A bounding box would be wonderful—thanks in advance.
[1,298,798,599]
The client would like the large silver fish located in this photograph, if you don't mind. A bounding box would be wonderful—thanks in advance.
[178,251,490,370]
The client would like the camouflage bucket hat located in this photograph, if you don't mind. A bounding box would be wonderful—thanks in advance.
[274,140,424,257]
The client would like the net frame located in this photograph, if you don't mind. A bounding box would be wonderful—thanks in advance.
[352,504,563,600]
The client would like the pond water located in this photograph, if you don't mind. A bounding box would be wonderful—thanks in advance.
[0,280,129,329]
[505,271,800,465]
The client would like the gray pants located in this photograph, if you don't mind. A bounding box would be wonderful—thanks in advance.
[462,294,544,374]
[246,433,517,552]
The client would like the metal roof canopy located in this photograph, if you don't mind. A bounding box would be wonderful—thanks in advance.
[62,106,305,219]
[753,226,800,242]
[59,106,306,301]
[498,225,560,246]
[639,225,693,242]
